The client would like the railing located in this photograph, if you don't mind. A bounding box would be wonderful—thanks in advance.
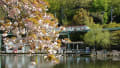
[59,26,120,33]
[103,27,120,31]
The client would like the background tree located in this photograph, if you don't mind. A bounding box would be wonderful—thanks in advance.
[103,22,120,46]
[91,0,110,24]
[111,30,120,46]
[84,23,111,49]
[73,8,90,25]
[47,0,120,25]
[47,0,92,25]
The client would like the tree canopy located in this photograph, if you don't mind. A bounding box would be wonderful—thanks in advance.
[84,23,111,48]
[0,0,61,62]
[47,0,120,25]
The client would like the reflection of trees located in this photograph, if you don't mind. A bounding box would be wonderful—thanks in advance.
[2,55,55,68]
[1,56,6,68]
[1,55,120,68]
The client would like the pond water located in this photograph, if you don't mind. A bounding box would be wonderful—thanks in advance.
[0,54,120,68]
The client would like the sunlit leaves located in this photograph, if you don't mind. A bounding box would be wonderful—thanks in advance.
[84,23,111,48]
[104,22,120,45]
[103,22,120,28]
[73,8,92,25]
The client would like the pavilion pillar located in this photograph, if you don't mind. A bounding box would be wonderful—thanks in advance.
[77,43,79,50]
[67,32,70,50]
[73,43,74,50]
[0,35,2,52]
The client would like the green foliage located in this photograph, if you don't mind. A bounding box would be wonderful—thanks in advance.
[47,0,120,25]
[103,22,120,28]
[92,0,109,11]
[73,8,88,25]
[84,23,111,48]
[73,8,94,25]
[91,0,120,23]
[47,0,92,25]
[62,16,70,26]
[103,22,120,45]
[84,23,102,45]
[92,0,110,24]
[92,0,97,8]
[104,0,109,11]
[100,31,111,47]
[103,12,108,24]
[111,30,120,45]
[111,0,120,15]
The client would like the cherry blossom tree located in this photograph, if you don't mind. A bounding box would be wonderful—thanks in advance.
[0,0,62,62]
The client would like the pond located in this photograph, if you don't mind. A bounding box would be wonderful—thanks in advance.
[0,54,120,68]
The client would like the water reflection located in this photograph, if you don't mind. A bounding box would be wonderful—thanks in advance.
[1,55,55,68]
[0,55,120,68]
